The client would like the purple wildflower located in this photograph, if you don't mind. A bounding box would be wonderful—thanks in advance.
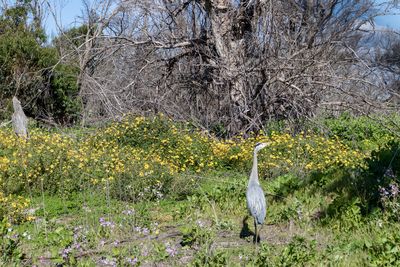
[99,217,115,228]
[126,257,138,266]
[74,242,81,250]
[142,248,149,257]
[142,227,149,235]
[11,233,19,239]
[61,246,72,259]
[166,245,178,257]
[390,183,399,197]
[99,258,117,267]
[197,220,205,228]
[122,209,135,216]
[379,187,389,197]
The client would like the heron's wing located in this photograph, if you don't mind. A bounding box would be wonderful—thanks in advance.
[246,185,267,224]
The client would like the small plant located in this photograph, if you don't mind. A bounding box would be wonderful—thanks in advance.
[280,236,317,266]
[0,219,24,264]
[98,217,116,238]
[326,197,363,231]
[364,230,400,266]
[255,243,274,266]
[364,141,400,197]
[0,193,32,224]
[151,242,169,261]
[379,182,400,221]
[190,247,228,267]
[267,174,301,199]
[274,198,304,222]
[180,224,212,248]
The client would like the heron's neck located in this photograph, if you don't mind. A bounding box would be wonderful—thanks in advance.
[249,151,259,185]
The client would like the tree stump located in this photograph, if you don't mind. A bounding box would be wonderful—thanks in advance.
[12,96,29,139]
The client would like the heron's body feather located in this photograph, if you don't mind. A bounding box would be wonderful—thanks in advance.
[247,182,266,224]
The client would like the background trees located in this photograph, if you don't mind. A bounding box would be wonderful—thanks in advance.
[0,0,79,124]
[1,0,399,134]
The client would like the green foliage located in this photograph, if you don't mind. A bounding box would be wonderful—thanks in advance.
[367,140,400,178]
[274,198,303,222]
[267,174,301,199]
[180,224,212,248]
[379,182,400,222]
[0,4,41,41]
[321,114,395,149]
[109,161,174,202]
[33,195,81,218]
[169,173,199,200]
[53,25,87,50]
[365,230,400,266]
[201,180,246,211]
[209,122,228,138]
[280,236,317,266]
[255,243,274,266]
[0,219,24,264]
[264,119,287,135]
[328,198,363,231]
[151,242,169,261]
[0,30,46,102]
[190,247,228,267]
[356,140,400,211]
[36,225,73,251]
[50,64,81,123]
[0,1,80,123]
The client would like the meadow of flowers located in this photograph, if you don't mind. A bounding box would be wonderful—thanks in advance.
[0,114,389,225]
[0,114,399,265]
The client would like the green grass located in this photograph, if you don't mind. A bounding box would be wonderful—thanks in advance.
[2,169,398,266]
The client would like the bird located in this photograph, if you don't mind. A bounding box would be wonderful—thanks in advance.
[246,142,268,243]
[12,96,29,139]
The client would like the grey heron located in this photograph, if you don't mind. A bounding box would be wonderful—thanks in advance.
[246,142,268,243]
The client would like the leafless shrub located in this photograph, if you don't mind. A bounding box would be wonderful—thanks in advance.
[53,0,400,135]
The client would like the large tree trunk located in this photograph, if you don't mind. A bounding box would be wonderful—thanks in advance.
[204,0,254,132]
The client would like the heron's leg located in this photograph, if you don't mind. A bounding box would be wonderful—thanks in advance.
[259,224,264,242]
[254,217,258,244]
